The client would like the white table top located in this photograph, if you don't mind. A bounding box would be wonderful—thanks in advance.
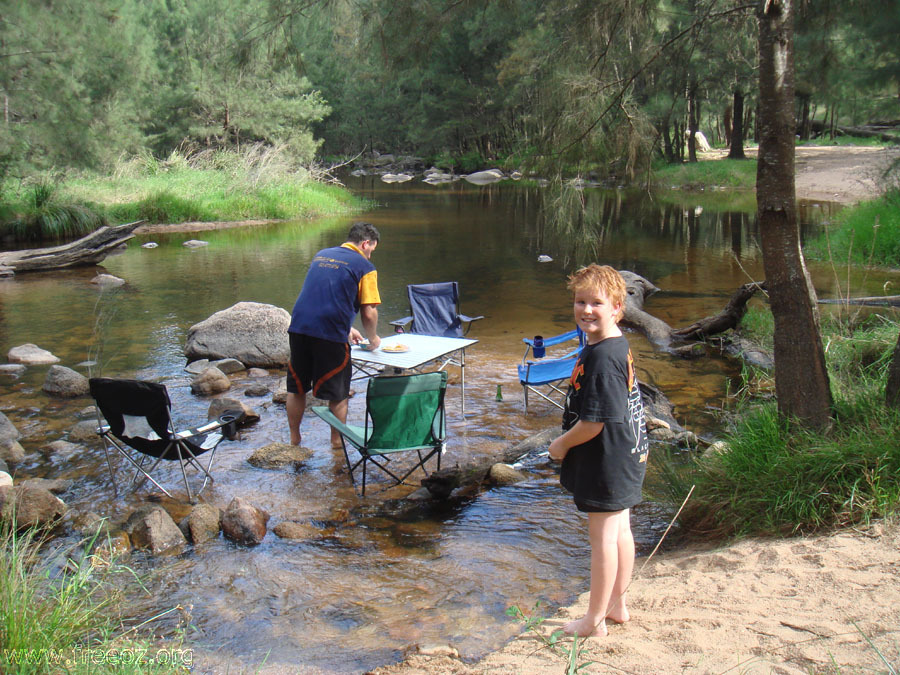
[350,333,477,369]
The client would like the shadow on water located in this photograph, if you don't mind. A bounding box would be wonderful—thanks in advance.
[2,178,898,672]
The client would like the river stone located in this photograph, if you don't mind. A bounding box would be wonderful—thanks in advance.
[487,463,527,486]
[273,521,321,540]
[247,367,269,378]
[210,358,245,374]
[0,472,11,488]
[190,367,231,396]
[463,169,504,185]
[0,412,20,445]
[180,503,222,545]
[0,441,26,467]
[207,398,258,425]
[0,484,67,529]
[184,301,290,368]
[76,405,101,420]
[44,440,80,460]
[8,343,60,365]
[69,420,99,443]
[125,505,187,554]
[272,379,288,404]
[221,497,269,546]
[185,359,210,374]
[91,273,125,287]
[183,239,208,248]
[244,384,269,397]
[0,364,26,377]
[247,442,312,470]
[42,365,90,397]
[0,458,8,474]
[19,477,74,495]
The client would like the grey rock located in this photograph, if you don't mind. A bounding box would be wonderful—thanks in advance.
[487,463,527,486]
[272,378,288,404]
[463,169,504,185]
[42,365,90,398]
[8,343,60,365]
[181,503,222,545]
[190,367,231,396]
[244,384,269,397]
[185,359,210,375]
[91,273,125,287]
[68,420,99,443]
[0,484,67,529]
[182,239,208,248]
[221,497,269,546]
[141,242,158,249]
[184,302,290,368]
[247,442,312,470]
[0,457,8,473]
[273,521,319,540]
[247,367,269,378]
[0,441,26,467]
[0,412,20,446]
[18,477,74,495]
[210,358,245,374]
[125,505,186,554]
[0,472,11,488]
[0,364,26,377]
[45,440,80,459]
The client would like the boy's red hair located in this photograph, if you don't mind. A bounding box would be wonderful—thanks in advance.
[567,264,627,320]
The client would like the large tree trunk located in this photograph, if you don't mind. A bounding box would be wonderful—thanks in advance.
[728,90,746,159]
[756,0,832,429]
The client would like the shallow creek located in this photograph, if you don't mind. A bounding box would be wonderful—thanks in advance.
[2,179,895,672]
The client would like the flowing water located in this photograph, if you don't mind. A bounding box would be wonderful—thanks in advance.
[2,178,897,672]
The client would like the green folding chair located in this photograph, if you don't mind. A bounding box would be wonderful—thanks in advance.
[312,371,448,495]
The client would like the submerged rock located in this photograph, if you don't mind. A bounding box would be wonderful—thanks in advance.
[126,505,186,554]
[181,503,222,545]
[190,367,231,396]
[8,343,59,365]
[247,442,312,470]
[222,497,269,546]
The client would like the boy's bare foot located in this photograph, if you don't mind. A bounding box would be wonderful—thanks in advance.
[605,607,630,624]
[563,616,608,638]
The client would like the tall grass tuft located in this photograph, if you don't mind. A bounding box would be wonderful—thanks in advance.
[0,523,181,674]
[0,179,107,242]
[647,316,900,538]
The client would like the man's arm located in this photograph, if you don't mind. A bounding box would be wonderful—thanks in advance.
[548,420,604,462]
[359,304,380,350]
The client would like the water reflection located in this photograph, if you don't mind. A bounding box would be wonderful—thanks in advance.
[2,179,898,673]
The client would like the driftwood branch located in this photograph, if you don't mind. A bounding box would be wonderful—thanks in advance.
[672,282,767,340]
[0,221,144,275]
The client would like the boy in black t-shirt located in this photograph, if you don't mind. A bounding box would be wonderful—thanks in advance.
[549,264,649,638]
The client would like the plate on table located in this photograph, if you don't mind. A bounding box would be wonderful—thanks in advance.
[382,343,410,353]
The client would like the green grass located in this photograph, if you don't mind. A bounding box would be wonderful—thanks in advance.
[648,315,900,538]
[0,523,186,674]
[806,189,900,268]
[800,135,897,147]
[652,157,758,191]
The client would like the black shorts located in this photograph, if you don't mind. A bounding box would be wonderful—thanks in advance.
[286,333,351,400]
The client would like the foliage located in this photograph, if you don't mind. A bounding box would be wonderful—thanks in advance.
[0,523,184,674]
[0,179,107,242]
[652,157,758,190]
[648,316,900,538]
[506,603,595,674]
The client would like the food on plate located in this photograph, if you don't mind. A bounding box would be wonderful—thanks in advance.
[382,343,410,353]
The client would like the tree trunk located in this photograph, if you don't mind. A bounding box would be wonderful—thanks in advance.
[688,87,699,162]
[798,93,811,140]
[728,90,746,159]
[756,0,832,430]
[887,331,900,408]
[724,104,733,147]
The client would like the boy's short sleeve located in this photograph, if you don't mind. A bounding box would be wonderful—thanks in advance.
[358,270,380,305]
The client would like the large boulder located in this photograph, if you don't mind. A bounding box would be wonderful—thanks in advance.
[43,365,90,397]
[7,343,60,365]
[0,485,67,529]
[184,302,290,368]
[125,505,187,554]
[221,497,269,546]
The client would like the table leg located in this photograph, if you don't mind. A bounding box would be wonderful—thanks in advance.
[460,348,466,416]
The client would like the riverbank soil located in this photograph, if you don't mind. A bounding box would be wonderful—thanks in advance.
[374,520,900,674]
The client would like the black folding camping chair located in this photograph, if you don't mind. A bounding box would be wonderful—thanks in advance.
[389,281,483,338]
[89,377,242,502]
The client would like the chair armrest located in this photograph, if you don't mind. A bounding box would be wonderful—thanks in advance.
[460,314,484,335]
[177,410,245,441]
[311,406,366,449]
[389,316,414,333]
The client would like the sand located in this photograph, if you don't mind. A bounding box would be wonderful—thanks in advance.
[367,146,900,675]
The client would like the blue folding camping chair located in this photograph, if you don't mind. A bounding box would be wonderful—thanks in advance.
[518,328,585,412]
[390,282,483,338]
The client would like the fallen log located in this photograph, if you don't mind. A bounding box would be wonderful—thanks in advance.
[818,295,900,308]
[672,282,767,340]
[0,221,144,275]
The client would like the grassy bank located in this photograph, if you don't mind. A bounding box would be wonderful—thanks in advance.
[805,187,900,268]
[651,156,758,191]
[1,147,364,242]
[649,312,900,538]
[0,524,184,674]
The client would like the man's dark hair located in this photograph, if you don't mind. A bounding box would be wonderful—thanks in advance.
[347,221,380,244]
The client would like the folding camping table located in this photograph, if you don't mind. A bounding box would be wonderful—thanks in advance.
[350,333,478,415]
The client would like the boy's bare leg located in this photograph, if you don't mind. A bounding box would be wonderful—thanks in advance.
[328,398,349,448]
[564,510,624,638]
[605,508,634,624]
[286,392,306,446]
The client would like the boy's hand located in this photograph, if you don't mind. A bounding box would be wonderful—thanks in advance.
[548,437,567,461]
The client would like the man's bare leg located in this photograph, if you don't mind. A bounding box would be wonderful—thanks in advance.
[286,392,306,446]
[564,510,624,638]
[328,398,349,448]
[605,508,634,624]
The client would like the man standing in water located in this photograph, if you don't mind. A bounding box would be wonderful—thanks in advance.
[286,222,382,447]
